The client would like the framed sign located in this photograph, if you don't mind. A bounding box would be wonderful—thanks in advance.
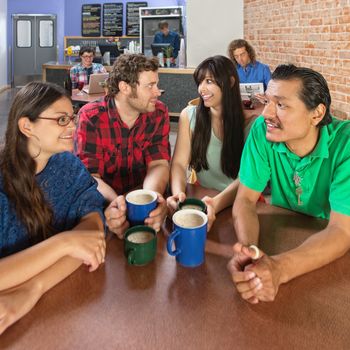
[126,2,148,36]
[82,4,101,37]
[103,3,123,37]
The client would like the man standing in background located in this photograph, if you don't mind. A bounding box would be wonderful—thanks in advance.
[153,20,180,65]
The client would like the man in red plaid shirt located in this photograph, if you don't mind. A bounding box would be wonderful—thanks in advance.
[75,54,170,237]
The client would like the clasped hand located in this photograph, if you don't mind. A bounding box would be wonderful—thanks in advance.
[227,243,282,303]
[105,193,167,239]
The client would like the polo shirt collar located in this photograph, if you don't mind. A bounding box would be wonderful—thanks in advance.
[272,126,330,160]
[238,62,255,70]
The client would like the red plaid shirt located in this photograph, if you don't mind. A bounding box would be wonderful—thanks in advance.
[75,96,170,195]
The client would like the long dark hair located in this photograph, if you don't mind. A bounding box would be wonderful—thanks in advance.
[0,82,70,242]
[190,55,245,179]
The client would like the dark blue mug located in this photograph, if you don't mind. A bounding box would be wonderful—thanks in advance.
[167,209,208,267]
[126,189,157,226]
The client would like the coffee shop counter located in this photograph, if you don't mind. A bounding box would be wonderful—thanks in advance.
[42,62,198,118]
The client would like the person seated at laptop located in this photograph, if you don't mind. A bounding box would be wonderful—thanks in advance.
[70,46,106,89]
[153,20,180,66]
[0,82,105,334]
[75,54,171,238]
[167,55,248,230]
[228,39,271,91]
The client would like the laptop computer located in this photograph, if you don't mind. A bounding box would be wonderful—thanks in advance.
[83,73,109,94]
[239,82,264,100]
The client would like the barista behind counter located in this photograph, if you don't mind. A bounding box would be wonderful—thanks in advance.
[153,20,180,66]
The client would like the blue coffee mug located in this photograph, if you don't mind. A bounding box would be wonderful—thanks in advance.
[126,189,157,226]
[167,209,208,267]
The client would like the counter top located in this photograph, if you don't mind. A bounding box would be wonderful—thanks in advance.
[43,62,195,74]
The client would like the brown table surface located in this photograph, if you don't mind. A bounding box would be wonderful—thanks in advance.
[71,89,105,104]
[2,186,349,349]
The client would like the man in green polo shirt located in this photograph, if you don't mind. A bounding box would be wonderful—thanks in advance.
[228,64,350,304]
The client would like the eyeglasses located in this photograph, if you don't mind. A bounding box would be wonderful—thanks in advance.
[81,55,94,59]
[37,113,78,126]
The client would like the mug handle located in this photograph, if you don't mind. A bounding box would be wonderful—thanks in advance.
[167,229,181,256]
[127,249,135,264]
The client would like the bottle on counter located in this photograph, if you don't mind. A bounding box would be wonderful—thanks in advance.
[64,69,72,96]
[157,52,164,67]
[178,38,186,68]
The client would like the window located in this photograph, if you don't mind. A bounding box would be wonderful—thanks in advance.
[17,20,31,48]
[39,20,54,47]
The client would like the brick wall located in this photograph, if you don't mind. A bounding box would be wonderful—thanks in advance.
[244,0,350,119]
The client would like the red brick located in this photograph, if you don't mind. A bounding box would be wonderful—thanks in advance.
[244,0,350,118]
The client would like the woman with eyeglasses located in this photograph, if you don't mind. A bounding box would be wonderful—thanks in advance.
[0,82,105,334]
[70,46,106,89]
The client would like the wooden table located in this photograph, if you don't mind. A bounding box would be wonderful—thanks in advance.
[2,186,349,349]
[71,89,105,105]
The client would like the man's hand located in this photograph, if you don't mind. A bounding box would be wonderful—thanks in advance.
[228,243,284,303]
[166,192,186,217]
[145,193,168,232]
[227,243,263,304]
[245,253,283,302]
[104,196,129,239]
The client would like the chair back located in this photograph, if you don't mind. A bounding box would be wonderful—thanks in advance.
[188,97,200,106]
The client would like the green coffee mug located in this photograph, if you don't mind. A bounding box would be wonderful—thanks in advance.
[124,225,157,266]
[178,197,207,213]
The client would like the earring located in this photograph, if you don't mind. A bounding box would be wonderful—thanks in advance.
[29,134,42,159]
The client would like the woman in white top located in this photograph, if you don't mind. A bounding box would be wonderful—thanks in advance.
[168,55,245,228]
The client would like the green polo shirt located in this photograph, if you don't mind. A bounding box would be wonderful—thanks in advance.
[239,116,350,219]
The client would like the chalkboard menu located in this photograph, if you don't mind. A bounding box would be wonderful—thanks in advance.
[126,2,148,36]
[103,3,123,37]
[82,4,101,37]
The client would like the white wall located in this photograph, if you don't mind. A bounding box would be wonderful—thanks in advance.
[186,0,243,67]
[0,0,8,89]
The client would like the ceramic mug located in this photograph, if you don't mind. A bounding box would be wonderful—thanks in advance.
[167,209,208,267]
[178,197,207,213]
[126,189,157,226]
[124,225,157,266]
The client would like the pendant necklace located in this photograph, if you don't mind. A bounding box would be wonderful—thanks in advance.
[293,172,303,206]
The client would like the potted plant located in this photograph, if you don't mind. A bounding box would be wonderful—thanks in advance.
[163,46,173,67]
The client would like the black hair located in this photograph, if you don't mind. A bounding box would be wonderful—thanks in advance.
[272,64,332,126]
[190,55,244,178]
[79,46,95,56]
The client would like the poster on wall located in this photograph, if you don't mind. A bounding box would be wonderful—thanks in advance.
[103,3,123,37]
[126,2,148,36]
[82,4,101,37]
